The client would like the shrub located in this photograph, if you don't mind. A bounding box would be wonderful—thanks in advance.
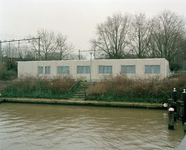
[87,74,186,103]
[2,75,76,98]
[2,70,17,80]
[0,63,7,79]
[0,63,17,80]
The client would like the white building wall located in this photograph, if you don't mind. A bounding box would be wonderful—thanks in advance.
[18,58,170,80]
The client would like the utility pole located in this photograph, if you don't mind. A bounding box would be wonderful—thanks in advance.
[90,52,92,81]
[94,49,96,60]
[38,36,41,60]
[79,50,80,60]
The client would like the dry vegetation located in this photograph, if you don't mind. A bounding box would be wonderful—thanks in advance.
[1,75,75,99]
[86,74,186,103]
[1,73,186,103]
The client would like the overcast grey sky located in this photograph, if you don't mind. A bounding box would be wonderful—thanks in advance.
[0,0,186,53]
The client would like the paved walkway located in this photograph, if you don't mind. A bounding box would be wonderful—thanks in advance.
[176,136,186,150]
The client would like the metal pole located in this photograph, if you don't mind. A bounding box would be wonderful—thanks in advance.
[173,88,177,102]
[173,88,177,121]
[0,41,2,63]
[94,49,96,60]
[38,36,40,60]
[168,107,174,130]
[90,52,92,81]
[79,50,80,60]
[9,41,11,58]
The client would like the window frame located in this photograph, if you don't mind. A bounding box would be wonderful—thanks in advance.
[145,65,160,74]
[38,66,43,74]
[45,66,51,74]
[121,65,136,74]
[77,66,90,74]
[99,65,112,74]
[57,66,69,74]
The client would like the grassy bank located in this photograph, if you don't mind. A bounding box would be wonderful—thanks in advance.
[86,74,186,103]
[1,76,75,99]
[1,74,186,103]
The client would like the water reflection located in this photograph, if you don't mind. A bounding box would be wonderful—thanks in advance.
[0,103,183,150]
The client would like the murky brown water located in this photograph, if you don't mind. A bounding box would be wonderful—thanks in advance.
[0,103,184,150]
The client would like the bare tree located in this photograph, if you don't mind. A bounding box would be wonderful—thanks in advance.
[150,10,186,64]
[31,29,73,60]
[91,13,132,59]
[56,33,73,60]
[129,13,152,58]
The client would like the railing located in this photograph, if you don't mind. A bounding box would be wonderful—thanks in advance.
[85,82,96,100]
[68,80,80,97]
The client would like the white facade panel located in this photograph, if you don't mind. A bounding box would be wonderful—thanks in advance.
[18,58,170,81]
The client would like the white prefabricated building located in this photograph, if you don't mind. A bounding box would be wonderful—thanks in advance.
[18,58,170,81]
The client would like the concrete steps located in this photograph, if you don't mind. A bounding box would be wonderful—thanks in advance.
[70,82,93,99]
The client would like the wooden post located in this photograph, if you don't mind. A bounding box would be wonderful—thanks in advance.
[168,107,174,130]
[182,89,186,123]
[173,88,177,121]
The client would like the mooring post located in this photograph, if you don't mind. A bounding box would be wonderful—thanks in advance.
[184,123,186,136]
[168,98,173,110]
[173,88,177,102]
[182,89,186,124]
[173,88,177,121]
[168,107,174,130]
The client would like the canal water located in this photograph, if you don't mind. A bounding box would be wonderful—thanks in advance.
[0,103,183,150]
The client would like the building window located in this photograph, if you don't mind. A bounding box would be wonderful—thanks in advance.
[77,66,90,74]
[145,65,160,74]
[57,66,69,74]
[121,65,136,74]
[38,66,43,74]
[99,66,112,74]
[45,66,51,74]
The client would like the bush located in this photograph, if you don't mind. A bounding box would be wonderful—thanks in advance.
[0,63,17,80]
[86,74,186,103]
[1,76,76,98]
[0,63,7,79]
[2,70,17,80]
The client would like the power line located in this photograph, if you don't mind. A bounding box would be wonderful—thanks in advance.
[0,34,30,41]
[0,37,39,43]
[0,37,41,62]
